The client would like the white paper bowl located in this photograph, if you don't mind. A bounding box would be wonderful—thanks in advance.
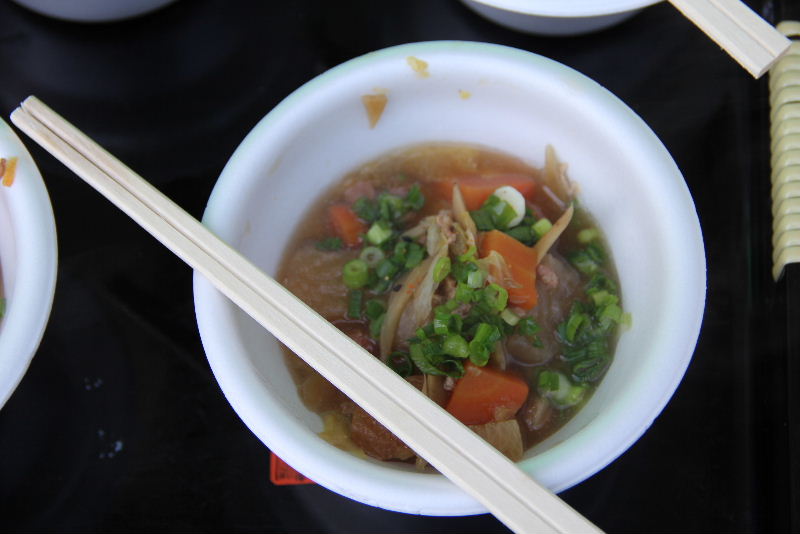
[0,119,57,409]
[193,41,705,516]
[462,0,661,36]
[10,0,176,23]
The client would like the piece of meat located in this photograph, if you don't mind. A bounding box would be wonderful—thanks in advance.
[521,394,553,432]
[536,260,559,289]
[506,252,581,366]
[346,402,415,461]
[333,320,378,356]
[342,180,376,203]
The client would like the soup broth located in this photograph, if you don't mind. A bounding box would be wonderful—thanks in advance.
[278,143,624,464]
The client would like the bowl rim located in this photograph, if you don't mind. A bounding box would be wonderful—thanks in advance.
[194,40,706,515]
[0,118,58,409]
[466,0,662,17]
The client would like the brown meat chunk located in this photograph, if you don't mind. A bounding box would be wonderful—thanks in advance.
[347,403,415,461]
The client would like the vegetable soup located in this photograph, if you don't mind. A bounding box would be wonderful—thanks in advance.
[278,143,627,465]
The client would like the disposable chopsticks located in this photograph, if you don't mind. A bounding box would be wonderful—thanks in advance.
[10,96,603,534]
[668,0,791,78]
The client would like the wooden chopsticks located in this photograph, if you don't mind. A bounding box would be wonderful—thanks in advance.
[10,96,603,534]
[669,0,791,78]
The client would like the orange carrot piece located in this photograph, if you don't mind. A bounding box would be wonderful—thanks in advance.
[329,204,367,247]
[445,363,529,425]
[434,174,536,210]
[479,230,538,309]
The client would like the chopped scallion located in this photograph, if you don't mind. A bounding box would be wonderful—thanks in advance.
[531,218,553,239]
[366,221,393,245]
[347,290,363,319]
[483,283,508,311]
[500,308,520,325]
[359,246,385,267]
[404,243,425,269]
[577,228,600,244]
[315,237,343,251]
[342,259,369,289]
[443,334,469,359]
[364,299,386,320]
[466,268,487,289]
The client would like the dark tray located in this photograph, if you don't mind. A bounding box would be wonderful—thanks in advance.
[0,0,796,532]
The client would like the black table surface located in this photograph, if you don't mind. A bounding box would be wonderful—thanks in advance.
[0,0,798,532]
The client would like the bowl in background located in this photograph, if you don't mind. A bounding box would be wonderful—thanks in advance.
[461,0,661,36]
[0,119,58,409]
[193,41,706,515]
[10,0,177,23]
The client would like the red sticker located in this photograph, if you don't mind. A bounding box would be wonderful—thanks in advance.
[269,453,315,486]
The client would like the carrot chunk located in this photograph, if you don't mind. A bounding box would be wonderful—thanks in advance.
[434,174,536,210]
[328,204,367,247]
[479,230,538,309]
[445,363,530,425]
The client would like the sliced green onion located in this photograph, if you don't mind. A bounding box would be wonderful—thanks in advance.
[538,370,561,392]
[352,197,379,223]
[366,221,393,245]
[315,237,343,251]
[379,193,404,221]
[500,308,520,325]
[364,299,386,320]
[470,209,494,231]
[404,184,425,211]
[359,246,385,267]
[433,308,451,335]
[569,250,600,275]
[590,290,618,308]
[443,334,469,359]
[369,313,385,338]
[375,258,399,280]
[405,243,425,269]
[455,282,474,303]
[433,257,451,283]
[458,245,477,263]
[505,225,533,245]
[491,200,518,230]
[572,356,610,383]
[387,351,413,377]
[342,259,369,289]
[564,311,588,343]
[598,303,623,324]
[531,218,553,239]
[393,240,408,262]
[472,323,495,345]
[466,268,487,289]
[517,317,540,337]
[468,340,491,366]
[483,283,508,311]
[577,228,600,244]
[347,290,363,319]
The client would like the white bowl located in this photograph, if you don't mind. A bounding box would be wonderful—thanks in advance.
[462,0,661,36]
[0,119,58,409]
[10,0,176,23]
[194,41,705,515]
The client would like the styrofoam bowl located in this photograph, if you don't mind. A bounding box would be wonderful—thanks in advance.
[0,119,58,409]
[193,41,705,515]
[10,0,176,23]
[462,0,661,36]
